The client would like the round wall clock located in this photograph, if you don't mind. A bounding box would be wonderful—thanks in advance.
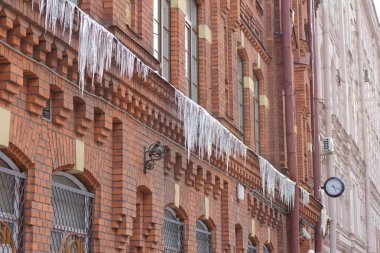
[322,177,345,198]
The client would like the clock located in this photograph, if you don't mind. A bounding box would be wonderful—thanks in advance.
[322,177,345,198]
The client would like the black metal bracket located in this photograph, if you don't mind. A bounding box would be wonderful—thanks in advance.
[143,141,167,174]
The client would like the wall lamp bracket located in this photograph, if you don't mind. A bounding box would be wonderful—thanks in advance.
[144,141,167,173]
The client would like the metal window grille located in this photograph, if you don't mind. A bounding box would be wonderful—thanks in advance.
[163,209,183,253]
[50,176,94,253]
[0,158,26,253]
[248,240,257,253]
[196,221,211,253]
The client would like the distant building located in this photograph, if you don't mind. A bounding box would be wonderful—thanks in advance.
[316,0,380,252]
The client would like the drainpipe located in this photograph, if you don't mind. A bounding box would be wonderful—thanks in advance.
[355,0,371,251]
[281,0,300,252]
[321,0,337,252]
[309,0,323,251]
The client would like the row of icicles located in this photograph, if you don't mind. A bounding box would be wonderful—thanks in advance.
[36,0,305,210]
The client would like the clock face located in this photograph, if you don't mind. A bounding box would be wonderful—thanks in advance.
[323,177,345,198]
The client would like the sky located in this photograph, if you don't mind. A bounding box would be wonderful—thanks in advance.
[375,0,380,22]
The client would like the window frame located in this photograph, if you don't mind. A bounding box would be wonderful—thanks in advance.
[51,172,94,253]
[253,73,260,153]
[153,0,171,81]
[196,220,212,253]
[0,151,26,252]
[185,0,199,102]
[163,208,184,253]
[237,56,244,131]
[247,239,257,253]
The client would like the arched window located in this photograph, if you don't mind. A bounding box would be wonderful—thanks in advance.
[196,220,211,253]
[263,245,270,253]
[237,56,244,130]
[185,0,198,102]
[50,172,94,253]
[248,239,257,253]
[253,73,260,153]
[153,0,170,80]
[0,152,25,252]
[163,208,184,253]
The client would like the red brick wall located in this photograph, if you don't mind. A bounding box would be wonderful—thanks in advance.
[0,0,318,252]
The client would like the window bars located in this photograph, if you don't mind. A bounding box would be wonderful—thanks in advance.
[50,175,94,253]
[196,220,211,253]
[248,240,257,253]
[0,157,26,253]
[163,208,184,253]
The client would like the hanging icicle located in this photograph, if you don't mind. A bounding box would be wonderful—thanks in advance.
[175,90,247,166]
[321,205,328,236]
[36,0,150,93]
[259,156,296,209]
[300,187,310,206]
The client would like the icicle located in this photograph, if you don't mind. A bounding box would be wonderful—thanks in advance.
[321,205,328,236]
[300,187,310,206]
[175,90,247,166]
[33,0,151,93]
[259,156,296,209]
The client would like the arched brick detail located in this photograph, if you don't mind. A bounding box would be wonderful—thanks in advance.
[49,133,76,172]
[1,143,34,171]
[9,115,42,165]
[264,242,275,253]
[165,203,189,222]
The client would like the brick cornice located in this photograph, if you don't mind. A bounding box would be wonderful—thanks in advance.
[240,24,271,64]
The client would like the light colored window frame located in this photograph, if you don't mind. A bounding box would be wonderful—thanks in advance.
[185,0,198,102]
[153,0,171,81]
[237,56,244,131]
[253,73,260,153]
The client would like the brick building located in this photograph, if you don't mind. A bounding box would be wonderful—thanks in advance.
[0,0,321,252]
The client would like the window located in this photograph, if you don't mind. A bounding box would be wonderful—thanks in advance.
[196,220,211,253]
[153,0,170,80]
[248,239,257,253]
[253,74,260,153]
[69,0,78,4]
[263,245,270,253]
[237,56,244,130]
[50,172,94,253]
[0,152,25,253]
[41,99,52,122]
[185,0,198,102]
[163,208,184,253]
[126,0,132,26]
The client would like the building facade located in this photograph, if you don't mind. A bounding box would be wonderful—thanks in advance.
[315,0,380,252]
[0,0,321,252]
